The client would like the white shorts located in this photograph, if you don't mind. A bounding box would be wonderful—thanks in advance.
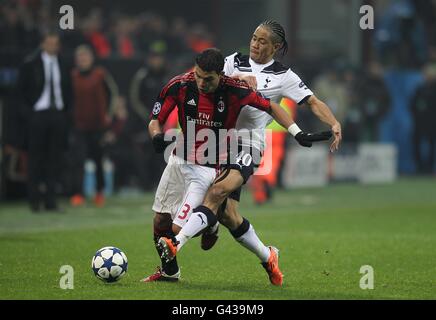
[152,153,218,227]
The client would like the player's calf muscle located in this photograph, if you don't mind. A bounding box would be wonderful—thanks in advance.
[218,213,241,230]
[219,203,243,230]
[153,212,172,231]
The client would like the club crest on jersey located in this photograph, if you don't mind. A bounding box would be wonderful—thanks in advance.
[152,102,161,115]
[217,98,225,112]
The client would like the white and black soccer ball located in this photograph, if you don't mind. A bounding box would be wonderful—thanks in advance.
[91,246,128,283]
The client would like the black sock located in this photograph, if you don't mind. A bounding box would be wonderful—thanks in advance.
[229,217,250,239]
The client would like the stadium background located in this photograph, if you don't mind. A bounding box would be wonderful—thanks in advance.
[0,0,435,300]
[1,0,435,198]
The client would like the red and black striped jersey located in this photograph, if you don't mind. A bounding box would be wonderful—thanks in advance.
[150,71,272,167]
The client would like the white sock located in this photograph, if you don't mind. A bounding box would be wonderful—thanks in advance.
[175,212,209,250]
[235,225,270,262]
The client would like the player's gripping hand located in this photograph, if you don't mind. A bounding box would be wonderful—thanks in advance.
[231,74,257,90]
[239,75,257,90]
[294,131,333,148]
[288,123,332,148]
[152,133,173,153]
[329,122,342,152]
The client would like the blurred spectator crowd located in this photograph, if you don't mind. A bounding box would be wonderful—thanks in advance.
[0,0,214,65]
[0,0,435,204]
[299,0,436,175]
[0,0,215,202]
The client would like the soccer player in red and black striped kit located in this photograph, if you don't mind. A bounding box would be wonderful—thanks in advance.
[146,48,331,284]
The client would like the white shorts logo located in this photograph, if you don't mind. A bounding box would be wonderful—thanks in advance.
[152,102,161,115]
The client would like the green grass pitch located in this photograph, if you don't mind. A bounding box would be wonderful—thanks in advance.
[0,178,435,299]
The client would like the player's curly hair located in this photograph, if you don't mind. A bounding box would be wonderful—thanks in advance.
[259,20,288,56]
[195,48,224,74]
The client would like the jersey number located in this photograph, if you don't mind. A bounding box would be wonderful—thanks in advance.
[177,203,191,220]
[236,151,253,167]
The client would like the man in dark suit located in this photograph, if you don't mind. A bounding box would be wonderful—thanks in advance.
[17,31,72,212]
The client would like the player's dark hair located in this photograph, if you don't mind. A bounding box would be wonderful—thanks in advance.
[195,48,224,74]
[259,20,288,56]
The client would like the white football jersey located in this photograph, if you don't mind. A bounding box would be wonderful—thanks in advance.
[223,52,313,151]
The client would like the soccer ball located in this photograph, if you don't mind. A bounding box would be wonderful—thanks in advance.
[91,246,128,283]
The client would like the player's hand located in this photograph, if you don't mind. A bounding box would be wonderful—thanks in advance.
[329,122,342,152]
[152,133,172,153]
[295,130,333,148]
[238,75,257,90]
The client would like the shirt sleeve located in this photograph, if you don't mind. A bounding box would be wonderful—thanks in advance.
[281,69,314,105]
[150,79,179,124]
[239,90,272,114]
[223,52,237,76]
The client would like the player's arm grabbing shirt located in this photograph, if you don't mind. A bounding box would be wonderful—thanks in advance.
[223,52,313,151]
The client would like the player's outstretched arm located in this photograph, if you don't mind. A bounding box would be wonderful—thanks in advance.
[270,101,332,148]
[306,95,342,152]
[270,101,294,130]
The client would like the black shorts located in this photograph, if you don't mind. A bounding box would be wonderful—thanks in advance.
[222,144,262,202]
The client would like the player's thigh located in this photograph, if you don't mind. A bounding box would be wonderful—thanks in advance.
[205,169,244,205]
[173,164,217,228]
[205,144,257,205]
[152,154,185,220]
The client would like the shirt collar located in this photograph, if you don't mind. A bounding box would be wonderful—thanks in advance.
[249,58,275,70]
[41,51,57,63]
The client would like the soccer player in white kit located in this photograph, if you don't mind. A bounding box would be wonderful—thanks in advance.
[142,47,329,284]
[158,20,342,286]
